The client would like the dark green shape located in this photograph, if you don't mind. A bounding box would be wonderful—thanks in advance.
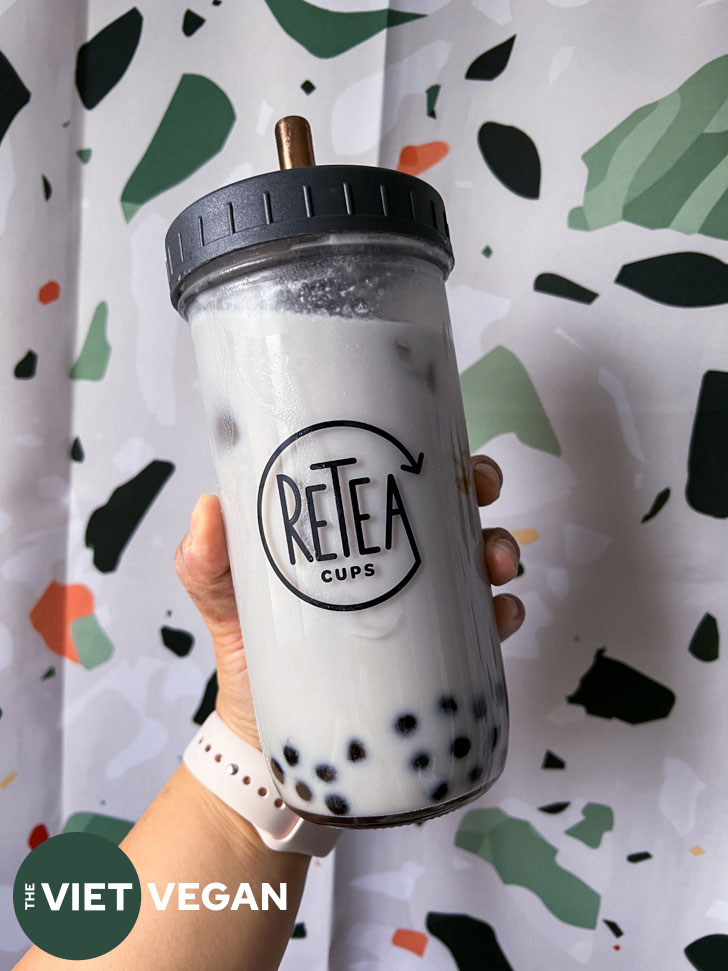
[627,851,652,862]
[465,35,515,81]
[41,666,56,681]
[534,272,598,304]
[182,9,205,35]
[76,148,92,164]
[75,8,143,110]
[616,252,728,307]
[70,301,110,380]
[641,487,670,523]
[516,561,524,576]
[478,121,541,199]
[63,811,134,845]
[120,74,235,221]
[426,912,513,970]
[460,346,560,455]
[292,922,307,939]
[13,833,140,960]
[542,750,565,769]
[301,80,315,95]
[193,671,218,724]
[426,83,440,118]
[539,801,570,814]
[687,371,728,518]
[603,919,623,938]
[263,0,424,59]
[701,186,728,240]
[565,802,614,848]
[42,175,52,200]
[161,625,195,657]
[688,613,719,662]
[685,934,728,970]
[482,244,493,257]
[0,50,30,145]
[567,647,675,723]
[71,437,85,462]
[456,808,600,928]
[14,350,37,379]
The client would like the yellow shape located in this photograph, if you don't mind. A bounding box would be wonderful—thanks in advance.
[1,771,18,789]
[512,528,539,545]
[690,845,705,856]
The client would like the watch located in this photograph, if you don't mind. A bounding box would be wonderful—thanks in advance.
[183,711,341,857]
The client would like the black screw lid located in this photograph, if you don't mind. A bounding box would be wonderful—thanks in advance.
[165,164,453,309]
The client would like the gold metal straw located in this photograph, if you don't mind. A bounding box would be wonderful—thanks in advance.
[274,116,316,169]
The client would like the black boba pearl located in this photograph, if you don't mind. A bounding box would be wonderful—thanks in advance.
[315,763,337,783]
[439,695,458,714]
[472,694,488,719]
[395,713,418,736]
[325,794,350,816]
[411,752,430,771]
[491,725,499,750]
[270,758,285,783]
[283,745,299,766]
[431,782,449,801]
[468,765,484,782]
[295,781,312,801]
[215,411,239,447]
[348,739,367,762]
[452,736,472,759]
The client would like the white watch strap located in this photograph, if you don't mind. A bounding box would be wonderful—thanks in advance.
[183,711,341,857]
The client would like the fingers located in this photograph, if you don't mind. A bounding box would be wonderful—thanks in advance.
[493,594,525,640]
[484,527,520,586]
[471,454,503,507]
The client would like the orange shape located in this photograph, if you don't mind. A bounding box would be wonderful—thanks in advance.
[690,845,705,855]
[38,280,61,304]
[29,581,95,664]
[392,929,428,957]
[1,771,18,789]
[397,141,449,177]
[512,528,539,545]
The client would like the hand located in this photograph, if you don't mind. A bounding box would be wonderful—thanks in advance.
[174,454,524,748]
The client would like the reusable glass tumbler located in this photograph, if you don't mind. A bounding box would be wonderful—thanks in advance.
[165,123,509,827]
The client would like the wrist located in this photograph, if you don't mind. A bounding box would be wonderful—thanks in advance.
[215,696,261,750]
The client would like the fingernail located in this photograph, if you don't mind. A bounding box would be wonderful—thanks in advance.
[502,594,521,621]
[493,537,519,567]
[473,462,501,491]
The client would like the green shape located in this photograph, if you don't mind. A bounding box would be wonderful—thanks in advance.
[76,148,92,164]
[426,83,440,118]
[689,613,719,662]
[456,808,600,928]
[63,811,134,845]
[291,922,307,938]
[70,301,110,381]
[41,666,56,680]
[263,0,424,59]
[564,802,614,848]
[120,74,235,221]
[701,186,728,240]
[70,614,114,670]
[460,346,560,456]
[641,486,670,523]
[482,245,493,257]
[534,272,598,304]
[627,851,651,863]
[685,934,728,970]
[570,55,728,240]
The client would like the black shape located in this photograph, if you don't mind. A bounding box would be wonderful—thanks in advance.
[182,10,205,35]
[627,851,652,863]
[325,794,349,815]
[491,725,498,750]
[395,713,418,735]
[468,765,484,782]
[566,646,676,724]
[75,8,143,110]
[452,736,472,758]
[71,437,85,462]
[641,487,670,523]
[534,272,598,304]
[516,562,525,576]
[300,80,315,95]
[616,252,728,307]
[472,694,488,719]
[14,350,37,379]
[160,625,194,657]
[291,922,306,939]
[411,752,430,770]
[193,671,217,724]
[270,759,285,783]
[85,459,174,572]
[684,934,728,970]
[42,175,52,200]
[41,666,55,681]
[538,801,570,814]
[0,51,30,145]
[687,371,728,518]
[295,781,312,801]
[427,912,514,971]
[478,121,540,199]
[348,739,366,762]
[603,919,623,938]
[212,0,222,5]
[465,35,516,80]
[283,744,299,766]
[542,750,566,769]
[431,782,449,801]
[439,695,458,714]
[0,707,2,719]
[216,410,239,447]
[689,613,719,662]
[315,763,337,783]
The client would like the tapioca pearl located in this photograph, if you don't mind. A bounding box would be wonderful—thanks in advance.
[411,752,430,771]
[215,411,239,447]
[468,765,484,783]
[394,713,418,736]
[472,694,488,719]
[325,794,350,816]
[491,725,499,750]
[438,695,458,715]
[295,781,312,801]
[431,782,449,801]
[348,739,367,762]
[315,763,337,783]
[270,759,285,783]
[451,736,472,759]
[283,744,299,766]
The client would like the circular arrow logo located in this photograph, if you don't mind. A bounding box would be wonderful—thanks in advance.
[257,421,424,611]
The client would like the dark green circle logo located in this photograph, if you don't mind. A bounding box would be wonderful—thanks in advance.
[13,833,141,960]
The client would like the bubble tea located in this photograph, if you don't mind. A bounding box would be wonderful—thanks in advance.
[165,117,510,827]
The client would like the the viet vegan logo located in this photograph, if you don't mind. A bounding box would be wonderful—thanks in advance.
[257,420,423,611]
